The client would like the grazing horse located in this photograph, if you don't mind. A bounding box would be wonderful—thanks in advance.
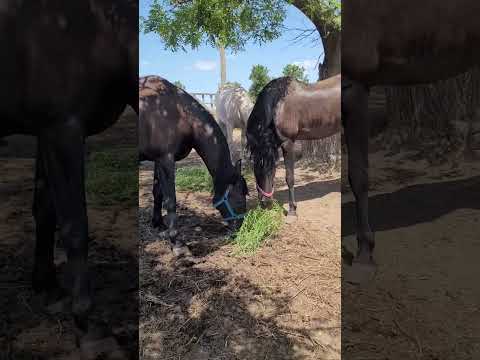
[139,76,249,256]
[247,75,341,219]
[215,83,254,161]
[0,1,137,357]
[342,0,480,267]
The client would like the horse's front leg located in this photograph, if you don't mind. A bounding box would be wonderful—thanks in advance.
[38,118,91,332]
[152,161,166,230]
[156,158,191,257]
[343,80,375,266]
[282,140,297,221]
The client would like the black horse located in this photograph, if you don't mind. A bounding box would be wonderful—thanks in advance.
[139,76,248,256]
[247,75,340,220]
[1,2,137,358]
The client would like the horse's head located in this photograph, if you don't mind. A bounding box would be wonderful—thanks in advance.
[253,157,276,209]
[213,160,249,227]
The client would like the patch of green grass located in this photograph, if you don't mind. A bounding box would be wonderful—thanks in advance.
[233,201,283,255]
[85,148,137,206]
[175,165,254,192]
[176,166,213,192]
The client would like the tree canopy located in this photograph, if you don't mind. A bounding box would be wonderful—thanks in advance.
[282,64,309,83]
[248,65,271,100]
[141,0,341,52]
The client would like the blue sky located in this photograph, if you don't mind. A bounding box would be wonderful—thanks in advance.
[140,1,323,93]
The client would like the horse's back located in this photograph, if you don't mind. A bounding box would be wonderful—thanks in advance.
[0,1,137,137]
[216,85,252,129]
[343,0,480,84]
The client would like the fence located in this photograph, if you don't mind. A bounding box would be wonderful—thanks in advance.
[191,92,216,112]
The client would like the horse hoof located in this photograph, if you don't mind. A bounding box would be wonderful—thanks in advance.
[172,245,192,258]
[285,214,298,224]
[345,259,377,285]
[151,220,167,231]
[45,289,71,315]
[79,336,128,360]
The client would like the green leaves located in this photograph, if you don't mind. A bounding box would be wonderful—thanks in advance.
[294,0,341,34]
[282,63,309,83]
[141,0,287,52]
[173,80,186,90]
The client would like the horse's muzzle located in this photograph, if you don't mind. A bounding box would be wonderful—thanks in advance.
[259,197,273,209]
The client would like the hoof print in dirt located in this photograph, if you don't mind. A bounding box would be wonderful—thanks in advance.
[285,214,298,224]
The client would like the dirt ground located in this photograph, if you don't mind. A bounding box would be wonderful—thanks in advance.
[342,144,480,359]
[139,131,341,360]
[0,109,139,359]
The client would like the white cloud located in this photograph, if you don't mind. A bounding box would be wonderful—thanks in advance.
[293,59,318,71]
[193,60,217,71]
[141,59,151,66]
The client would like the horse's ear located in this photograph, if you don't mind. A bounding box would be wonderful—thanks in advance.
[235,159,242,174]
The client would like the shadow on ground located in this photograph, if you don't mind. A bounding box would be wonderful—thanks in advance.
[139,204,332,360]
[342,175,480,237]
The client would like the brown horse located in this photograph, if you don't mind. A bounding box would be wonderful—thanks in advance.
[1,2,137,358]
[342,0,480,267]
[247,75,340,219]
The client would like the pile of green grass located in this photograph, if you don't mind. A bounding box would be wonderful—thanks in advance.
[85,148,137,206]
[233,201,283,254]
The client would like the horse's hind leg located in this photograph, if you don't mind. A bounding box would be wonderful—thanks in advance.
[282,140,297,220]
[223,121,236,162]
[32,146,60,298]
[240,126,248,164]
[38,118,91,331]
[155,158,191,257]
[343,80,375,265]
[152,161,166,230]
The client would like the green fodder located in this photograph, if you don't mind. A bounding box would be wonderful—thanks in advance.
[85,148,137,206]
[233,201,283,254]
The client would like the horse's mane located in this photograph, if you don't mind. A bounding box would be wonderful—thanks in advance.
[246,77,293,173]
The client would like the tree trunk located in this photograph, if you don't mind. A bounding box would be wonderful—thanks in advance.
[290,1,341,165]
[318,30,341,79]
[219,45,226,87]
[382,70,480,161]
[302,27,340,164]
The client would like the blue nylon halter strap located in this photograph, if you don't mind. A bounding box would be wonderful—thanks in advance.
[212,186,245,221]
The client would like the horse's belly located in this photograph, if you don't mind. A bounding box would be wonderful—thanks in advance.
[296,122,340,141]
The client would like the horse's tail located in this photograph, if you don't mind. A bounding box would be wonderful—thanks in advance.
[246,77,292,172]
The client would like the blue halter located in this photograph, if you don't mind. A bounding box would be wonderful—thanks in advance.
[212,186,245,221]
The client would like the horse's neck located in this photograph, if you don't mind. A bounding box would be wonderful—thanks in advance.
[192,118,234,195]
